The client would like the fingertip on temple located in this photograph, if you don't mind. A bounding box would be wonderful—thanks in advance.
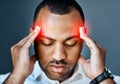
[34,25,41,33]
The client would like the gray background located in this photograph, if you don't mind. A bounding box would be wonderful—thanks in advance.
[0,0,120,76]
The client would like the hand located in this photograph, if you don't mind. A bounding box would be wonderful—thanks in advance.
[79,27,106,80]
[10,26,40,79]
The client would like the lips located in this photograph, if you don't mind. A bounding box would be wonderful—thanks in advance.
[49,64,67,73]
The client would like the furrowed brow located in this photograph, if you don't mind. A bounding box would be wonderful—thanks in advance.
[41,35,56,41]
[65,35,80,41]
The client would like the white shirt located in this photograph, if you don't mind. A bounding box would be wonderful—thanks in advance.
[0,61,120,84]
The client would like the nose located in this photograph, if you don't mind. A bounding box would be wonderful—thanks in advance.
[52,43,67,61]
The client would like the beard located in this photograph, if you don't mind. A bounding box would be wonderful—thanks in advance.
[38,59,77,82]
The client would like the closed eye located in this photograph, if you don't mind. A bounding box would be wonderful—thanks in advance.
[41,39,54,46]
[39,35,55,46]
[64,35,79,47]
[64,40,77,47]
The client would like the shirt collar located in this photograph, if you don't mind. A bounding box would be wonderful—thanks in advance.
[77,63,86,78]
[62,63,86,83]
[32,61,43,80]
[32,61,86,82]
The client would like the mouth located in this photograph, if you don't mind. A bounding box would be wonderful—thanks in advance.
[49,64,67,73]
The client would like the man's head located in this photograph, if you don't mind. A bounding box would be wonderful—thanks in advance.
[33,0,84,22]
[33,0,85,82]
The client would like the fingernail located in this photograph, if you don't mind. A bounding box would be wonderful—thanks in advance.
[35,26,40,33]
[79,27,85,35]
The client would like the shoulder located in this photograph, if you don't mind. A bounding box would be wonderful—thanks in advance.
[0,61,42,84]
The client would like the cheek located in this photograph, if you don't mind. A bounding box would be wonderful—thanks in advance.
[35,43,51,67]
[66,45,82,64]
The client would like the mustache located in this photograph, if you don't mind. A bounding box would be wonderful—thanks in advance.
[49,60,68,65]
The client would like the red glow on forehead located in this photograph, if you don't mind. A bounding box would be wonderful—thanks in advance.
[70,20,84,36]
[32,21,42,42]
[32,19,92,42]
[32,21,41,30]
[69,20,92,37]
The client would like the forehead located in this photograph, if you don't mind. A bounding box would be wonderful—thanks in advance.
[35,7,84,38]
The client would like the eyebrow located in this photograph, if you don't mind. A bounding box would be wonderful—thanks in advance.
[40,35,80,41]
[40,35,56,41]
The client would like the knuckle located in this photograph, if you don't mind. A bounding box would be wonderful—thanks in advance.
[100,47,106,53]
[94,47,106,55]
[101,48,106,55]
[17,46,25,52]
[11,44,24,53]
[10,45,16,51]
[97,47,106,56]
[102,48,106,53]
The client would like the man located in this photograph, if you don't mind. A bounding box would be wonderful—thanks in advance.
[0,0,120,84]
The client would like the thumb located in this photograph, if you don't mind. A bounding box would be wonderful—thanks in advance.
[78,56,88,68]
[79,56,86,64]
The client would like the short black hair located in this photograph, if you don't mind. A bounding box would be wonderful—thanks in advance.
[34,0,85,22]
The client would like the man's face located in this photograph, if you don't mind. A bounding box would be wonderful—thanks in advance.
[34,7,84,82]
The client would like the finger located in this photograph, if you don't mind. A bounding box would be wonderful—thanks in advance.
[79,27,98,52]
[23,26,41,48]
[78,56,86,64]
[14,26,40,47]
[24,26,40,44]
[79,27,105,65]
[78,56,90,71]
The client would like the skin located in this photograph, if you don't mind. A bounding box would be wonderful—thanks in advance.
[3,7,115,84]
[34,7,83,82]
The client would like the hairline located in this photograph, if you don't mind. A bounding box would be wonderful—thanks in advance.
[34,6,84,24]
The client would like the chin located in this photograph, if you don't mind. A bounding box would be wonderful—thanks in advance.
[46,72,68,82]
[45,68,73,82]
